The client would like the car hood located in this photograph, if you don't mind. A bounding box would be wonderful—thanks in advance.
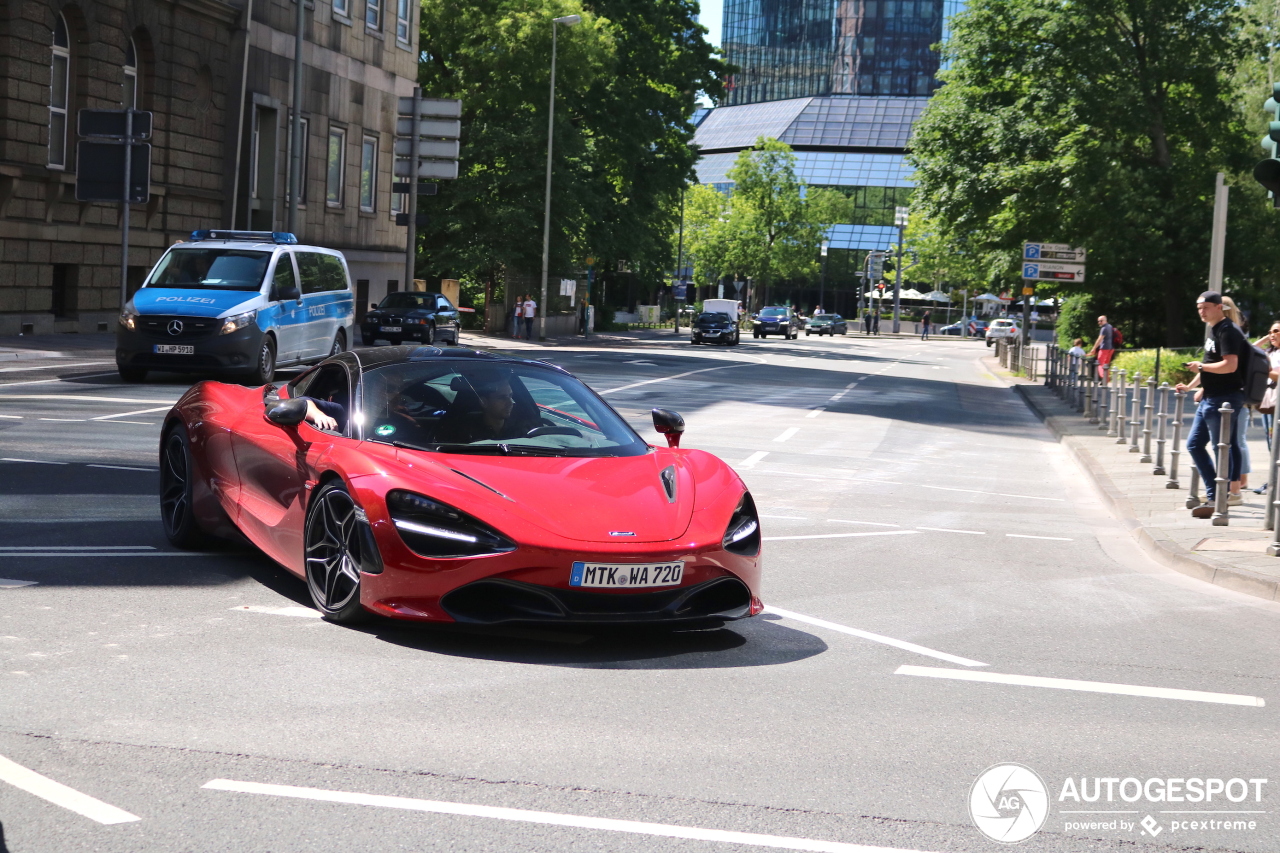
[395,449,695,544]
[131,288,261,318]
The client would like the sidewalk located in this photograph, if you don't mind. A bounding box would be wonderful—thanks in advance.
[1004,365,1280,603]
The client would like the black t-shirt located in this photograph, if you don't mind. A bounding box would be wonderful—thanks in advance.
[1202,319,1248,395]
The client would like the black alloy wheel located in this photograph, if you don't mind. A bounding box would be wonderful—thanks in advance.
[246,336,276,385]
[304,482,368,623]
[160,428,210,549]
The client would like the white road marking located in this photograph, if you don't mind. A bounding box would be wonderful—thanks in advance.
[920,484,1065,502]
[763,531,917,541]
[624,360,657,365]
[760,514,808,520]
[766,607,988,668]
[87,464,157,472]
[0,361,111,374]
[1006,534,1073,541]
[845,382,859,389]
[0,394,174,404]
[201,779,939,853]
[600,363,753,395]
[0,372,123,389]
[828,519,901,528]
[0,579,37,589]
[0,754,141,824]
[916,527,985,535]
[231,605,323,618]
[0,415,21,419]
[0,458,67,465]
[740,451,769,468]
[0,546,155,551]
[0,552,216,557]
[774,427,799,442]
[805,407,825,418]
[895,666,1265,706]
[104,420,156,426]
[92,406,172,421]
[38,418,85,422]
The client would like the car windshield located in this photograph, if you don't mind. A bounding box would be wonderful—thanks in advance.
[760,308,787,318]
[145,248,271,292]
[813,314,837,321]
[378,293,434,311]
[697,313,730,322]
[358,361,649,457]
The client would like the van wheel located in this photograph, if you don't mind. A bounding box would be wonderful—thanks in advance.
[118,366,147,383]
[245,337,276,385]
[329,330,346,357]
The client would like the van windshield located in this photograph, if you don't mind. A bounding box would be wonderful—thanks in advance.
[145,248,272,292]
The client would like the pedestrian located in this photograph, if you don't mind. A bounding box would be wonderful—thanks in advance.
[511,295,524,338]
[1255,320,1280,451]
[921,309,931,340]
[1177,292,1248,518]
[871,312,880,335]
[1067,337,1086,379]
[1086,314,1115,381]
[522,294,537,340]
[863,310,872,335]
[1221,297,1252,500]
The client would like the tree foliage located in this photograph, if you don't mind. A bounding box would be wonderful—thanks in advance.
[908,0,1276,345]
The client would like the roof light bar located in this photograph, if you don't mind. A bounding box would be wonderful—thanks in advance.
[189,230,298,244]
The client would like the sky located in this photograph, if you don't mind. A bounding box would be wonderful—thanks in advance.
[699,0,723,47]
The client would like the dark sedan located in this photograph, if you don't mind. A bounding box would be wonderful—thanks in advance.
[752,306,803,339]
[361,292,461,347]
[692,312,740,345]
[805,314,847,336]
[939,320,989,338]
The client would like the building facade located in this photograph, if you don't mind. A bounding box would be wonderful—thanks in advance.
[0,0,417,336]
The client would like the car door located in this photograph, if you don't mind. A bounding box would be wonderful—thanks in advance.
[230,362,352,575]
[294,252,346,361]
[435,295,459,341]
[266,252,305,363]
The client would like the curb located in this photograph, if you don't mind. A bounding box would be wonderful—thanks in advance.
[1012,383,1280,603]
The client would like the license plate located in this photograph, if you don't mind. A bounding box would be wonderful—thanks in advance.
[570,561,684,589]
[380,326,402,332]
[153,345,194,355]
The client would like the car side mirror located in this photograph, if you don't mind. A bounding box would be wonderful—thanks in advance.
[276,284,300,303]
[266,396,308,426]
[370,302,378,310]
[651,408,685,448]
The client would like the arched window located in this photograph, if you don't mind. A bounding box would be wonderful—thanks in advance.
[123,37,138,109]
[48,14,70,168]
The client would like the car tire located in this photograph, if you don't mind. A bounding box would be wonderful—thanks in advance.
[304,481,369,624]
[118,366,147,383]
[245,336,276,385]
[805,330,811,336]
[329,330,346,358]
[423,323,436,346]
[387,337,402,346]
[691,337,699,345]
[360,333,375,347]
[753,331,760,339]
[159,427,213,550]
[986,339,993,347]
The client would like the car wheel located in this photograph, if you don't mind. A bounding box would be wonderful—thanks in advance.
[423,323,436,346]
[245,336,276,385]
[304,481,368,624]
[118,366,147,383]
[159,428,212,550]
[360,333,375,347]
[986,339,993,347]
[329,330,346,357]
[387,337,402,346]
[805,330,811,336]
[753,331,760,338]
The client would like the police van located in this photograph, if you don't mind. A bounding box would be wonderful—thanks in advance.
[116,230,354,383]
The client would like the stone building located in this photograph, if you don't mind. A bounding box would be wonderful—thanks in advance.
[0,0,417,336]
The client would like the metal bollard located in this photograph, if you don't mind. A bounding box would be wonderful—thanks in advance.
[1086,364,1098,423]
[1153,382,1168,475]
[1084,366,1095,420]
[1269,444,1280,551]
[1186,465,1201,508]
[1074,357,1084,411]
[1129,372,1143,453]
[1108,369,1121,436]
[1212,402,1233,526]
[1099,367,1111,430]
[1166,389,1184,489]
[1115,369,1128,443]
[1267,415,1280,531]
[1140,376,1155,462]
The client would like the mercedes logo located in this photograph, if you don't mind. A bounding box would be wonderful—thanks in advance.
[167,320,184,336]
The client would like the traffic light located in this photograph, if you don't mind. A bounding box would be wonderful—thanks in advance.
[1253,82,1280,204]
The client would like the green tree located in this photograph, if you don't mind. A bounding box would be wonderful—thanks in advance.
[909,0,1250,345]
[902,213,996,292]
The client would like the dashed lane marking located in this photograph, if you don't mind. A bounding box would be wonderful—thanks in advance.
[765,607,988,668]
[231,605,323,618]
[202,779,941,853]
[773,427,799,442]
[0,579,37,589]
[599,363,755,396]
[87,464,157,472]
[0,458,66,465]
[828,519,901,528]
[0,361,113,374]
[1006,533,1074,541]
[0,754,141,824]
[920,484,1065,502]
[805,407,825,419]
[0,546,156,551]
[762,531,918,541]
[0,372,125,389]
[916,527,985,535]
[92,406,172,421]
[740,451,769,469]
[0,394,176,404]
[895,665,1265,707]
[759,514,808,520]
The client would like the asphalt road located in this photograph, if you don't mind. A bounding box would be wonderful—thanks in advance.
[0,331,1277,853]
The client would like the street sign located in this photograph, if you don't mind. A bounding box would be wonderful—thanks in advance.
[1022,286,1035,295]
[1023,242,1086,263]
[394,117,462,139]
[397,97,462,119]
[1022,261,1086,283]
[394,158,459,180]
[74,141,150,202]
[674,282,687,301]
[78,109,152,139]
[868,250,886,279]
[394,138,461,160]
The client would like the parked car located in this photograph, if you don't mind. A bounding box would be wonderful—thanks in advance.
[692,311,740,345]
[985,318,1020,347]
[939,321,964,336]
[752,306,803,339]
[116,229,354,385]
[805,314,847,336]
[362,292,462,347]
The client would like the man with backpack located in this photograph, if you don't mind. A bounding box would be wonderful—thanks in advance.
[1177,291,1250,517]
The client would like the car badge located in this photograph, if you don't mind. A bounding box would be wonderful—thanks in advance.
[608,531,636,537]
[167,320,184,336]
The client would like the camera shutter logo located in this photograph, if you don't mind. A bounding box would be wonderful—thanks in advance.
[969,764,1049,843]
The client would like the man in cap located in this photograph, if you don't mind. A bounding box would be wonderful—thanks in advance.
[1176,291,1248,518]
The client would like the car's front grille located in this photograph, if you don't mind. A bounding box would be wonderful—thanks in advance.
[137,316,219,341]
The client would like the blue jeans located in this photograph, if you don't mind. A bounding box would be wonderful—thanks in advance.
[1187,392,1245,499]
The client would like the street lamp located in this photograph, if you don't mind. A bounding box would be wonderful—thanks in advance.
[892,206,908,333]
[538,13,581,342]
[818,238,829,314]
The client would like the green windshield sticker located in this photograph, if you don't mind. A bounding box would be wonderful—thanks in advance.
[375,424,396,436]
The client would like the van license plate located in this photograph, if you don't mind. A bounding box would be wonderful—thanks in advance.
[153,345,194,355]
[380,326,402,333]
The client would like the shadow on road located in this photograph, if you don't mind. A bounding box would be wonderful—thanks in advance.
[0,820,9,853]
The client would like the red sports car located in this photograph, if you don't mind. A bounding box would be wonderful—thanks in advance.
[159,346,763,626]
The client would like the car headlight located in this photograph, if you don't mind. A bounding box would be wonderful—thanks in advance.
[119,305,138,331]
[387,490,517,558]
[220,309,258,335]
[722,492,760,556]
